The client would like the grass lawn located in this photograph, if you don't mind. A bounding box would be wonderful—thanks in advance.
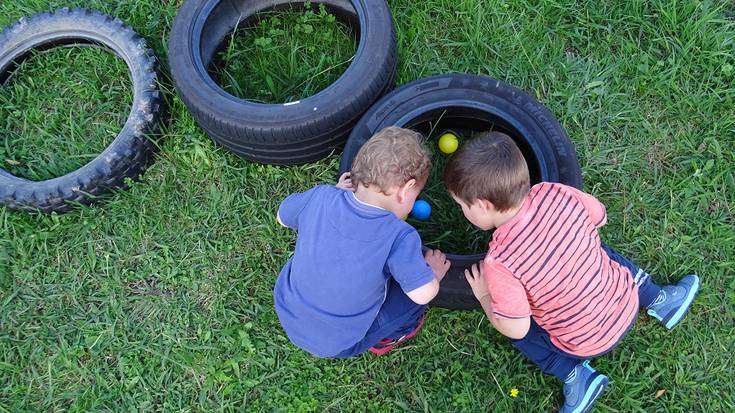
[1,0,734,411]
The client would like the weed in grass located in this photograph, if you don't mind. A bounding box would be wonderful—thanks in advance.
[212,4,356,103]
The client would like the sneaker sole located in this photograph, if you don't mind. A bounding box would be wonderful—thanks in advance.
[368,343,395,355]
[368,313,427,355]
[664,275,700,330]
[570,375,608,413]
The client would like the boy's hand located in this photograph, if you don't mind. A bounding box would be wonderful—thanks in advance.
[336,172,354,192]
[464,262,490,301]
[425,249,450,281]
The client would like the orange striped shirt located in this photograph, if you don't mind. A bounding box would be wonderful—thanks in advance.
[483,183,639,357]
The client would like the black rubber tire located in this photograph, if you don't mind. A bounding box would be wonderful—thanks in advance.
[169,0,396,165]
[339,73,583,310]
[0,8,163,213]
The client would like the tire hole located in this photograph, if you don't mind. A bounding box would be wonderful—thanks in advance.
[208,4,357,104]
[0,46,132,181]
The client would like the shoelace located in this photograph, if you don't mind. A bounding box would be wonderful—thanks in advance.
[651,290,667,308]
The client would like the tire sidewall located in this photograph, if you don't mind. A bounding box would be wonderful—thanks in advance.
[341,74,581,188]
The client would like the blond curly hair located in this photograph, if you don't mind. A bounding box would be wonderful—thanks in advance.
[350,126,431,194]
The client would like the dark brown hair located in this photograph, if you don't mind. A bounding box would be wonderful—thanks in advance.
[443,131,530,211]
[351,126,431,194]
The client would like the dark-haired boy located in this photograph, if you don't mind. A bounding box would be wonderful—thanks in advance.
[445,131,699,413]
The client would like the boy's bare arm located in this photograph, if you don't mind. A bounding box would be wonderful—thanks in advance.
[406,278,440,305]
[465,263,530,339]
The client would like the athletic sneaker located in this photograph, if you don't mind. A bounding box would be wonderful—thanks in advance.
[647,274,700,330]
[559,360,608,413]
[369,313,426,355]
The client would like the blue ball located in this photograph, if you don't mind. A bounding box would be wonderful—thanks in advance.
[411,199,431,221]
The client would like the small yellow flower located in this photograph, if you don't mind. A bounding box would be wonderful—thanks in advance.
[510,387,519,398]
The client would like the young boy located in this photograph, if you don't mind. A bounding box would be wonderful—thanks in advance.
[444,132,700,413]
[275,126,450,358]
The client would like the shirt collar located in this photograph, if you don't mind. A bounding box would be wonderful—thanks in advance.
[345,191,390,216]
[495,192,533,233]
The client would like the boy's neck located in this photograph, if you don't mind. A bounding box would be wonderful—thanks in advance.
[354,186,392,212]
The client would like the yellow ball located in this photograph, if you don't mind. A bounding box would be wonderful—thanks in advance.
[438,133,459,154]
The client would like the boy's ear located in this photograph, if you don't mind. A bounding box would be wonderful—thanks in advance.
[477,198,496,213]
[397,178,417,203]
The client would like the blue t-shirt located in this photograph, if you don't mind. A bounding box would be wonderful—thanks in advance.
[274,185,435,357]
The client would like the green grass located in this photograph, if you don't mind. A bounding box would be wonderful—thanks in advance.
[1,0,734,412]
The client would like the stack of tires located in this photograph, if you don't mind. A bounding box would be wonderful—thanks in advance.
[168,0,397,165]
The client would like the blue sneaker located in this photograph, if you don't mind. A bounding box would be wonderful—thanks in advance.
[559,360,608,413]
[647,274,700,330]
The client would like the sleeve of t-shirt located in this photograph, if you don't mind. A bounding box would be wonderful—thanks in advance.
[562,185,607,228]
[386,230,436,293]
[278,186,320,230]
[482,259,531,319]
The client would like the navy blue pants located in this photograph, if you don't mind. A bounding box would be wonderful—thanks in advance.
[333,278,426,358]
[510,244,662,380]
